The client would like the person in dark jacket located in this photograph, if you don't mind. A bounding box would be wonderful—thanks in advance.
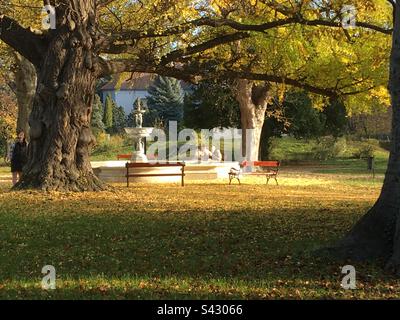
[11,131,28,185]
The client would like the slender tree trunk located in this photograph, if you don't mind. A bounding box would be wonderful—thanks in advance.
[327,2,400,271]
[14,53,37,137]
[235,79,270,161]
[15,0,106,191]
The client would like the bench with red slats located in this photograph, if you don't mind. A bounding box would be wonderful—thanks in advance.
[229,160,280,185]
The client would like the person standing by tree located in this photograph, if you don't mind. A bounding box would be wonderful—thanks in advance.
[10,131,27,186]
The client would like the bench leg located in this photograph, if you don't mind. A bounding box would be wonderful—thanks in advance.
[229,175,240,185]
[275,177,278,186]
[126,166,129,187]
[181,167,185,187]
[237,178,241,185]
[266,177,270,185]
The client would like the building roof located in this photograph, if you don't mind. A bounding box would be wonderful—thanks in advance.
[100,73,192,91]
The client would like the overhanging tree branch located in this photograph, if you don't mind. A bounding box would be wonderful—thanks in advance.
[160,32,250,65]
[99,17,298,52]
[0,15,47,67]
[99,56,356,98]
[198,16,392,35]
[101,16,391,55]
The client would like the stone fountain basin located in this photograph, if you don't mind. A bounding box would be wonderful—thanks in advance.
[91,160,239,184]
[124,127,154,137]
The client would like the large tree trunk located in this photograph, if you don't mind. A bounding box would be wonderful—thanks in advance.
[14,53,37,137]
[15,1,106,191]
[235,79,270,161]
[327,1,400,271]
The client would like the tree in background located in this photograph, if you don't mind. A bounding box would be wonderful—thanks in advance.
[184,84,349,159]
[283,91,348,139]
[0,49,36,140]
[0,2,39,138]
[111,104,126,134]
[283,91,325,140]
[347,107,392,140]
[184,79,240,129]
[102,95,125,134]
[13,53,36,137]
[324,99,348,138]
[184,79,288,160]
[126,108,135,128]
[0,78,17,159]
[103,95,114,133]
[146,76,184,128]
[91,94,105,135]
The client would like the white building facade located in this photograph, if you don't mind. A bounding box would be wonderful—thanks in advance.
[99,73,192,115]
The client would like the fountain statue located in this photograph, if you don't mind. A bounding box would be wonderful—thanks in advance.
[134,98,145,128]
[124,98,154,162]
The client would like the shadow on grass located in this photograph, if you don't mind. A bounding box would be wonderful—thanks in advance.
[0,200,389,298]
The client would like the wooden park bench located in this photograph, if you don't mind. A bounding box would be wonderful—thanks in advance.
[125,162,186,187]
[229,160,280,185]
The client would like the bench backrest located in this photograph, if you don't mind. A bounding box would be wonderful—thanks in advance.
[241,160,280,168]
[126,162,185,168]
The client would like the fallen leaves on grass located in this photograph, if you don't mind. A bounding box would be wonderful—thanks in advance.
[0,173,395,299]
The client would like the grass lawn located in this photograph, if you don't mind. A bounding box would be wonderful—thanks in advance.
[0,166,10,176]
[0,166,399,299]
[269,136,390,175]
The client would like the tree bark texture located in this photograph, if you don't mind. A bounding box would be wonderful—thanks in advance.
[10,1,106,191]
[14,53,37,137]
[235,79,270,161]
[327,2,400,272]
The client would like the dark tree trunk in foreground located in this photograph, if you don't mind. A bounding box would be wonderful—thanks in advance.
[0,1,106,191]
[24,0,103,191]
[328,2,400,271]
[14,54,37,137]
[235,79,270,161]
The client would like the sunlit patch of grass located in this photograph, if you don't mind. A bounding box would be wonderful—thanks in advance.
[0,166,10,176]
[2,274,400,300]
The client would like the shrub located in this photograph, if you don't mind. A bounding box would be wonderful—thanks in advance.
[312,137,347,160]
[93,134,124,154]
[268,138,285,160]
[93,131,107,144]
[352,139,380,159]
[353,144,375,159]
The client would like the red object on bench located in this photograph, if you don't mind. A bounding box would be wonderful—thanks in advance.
[117,154,158,160]
[229,160,280,185]
[117,154,131,160]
